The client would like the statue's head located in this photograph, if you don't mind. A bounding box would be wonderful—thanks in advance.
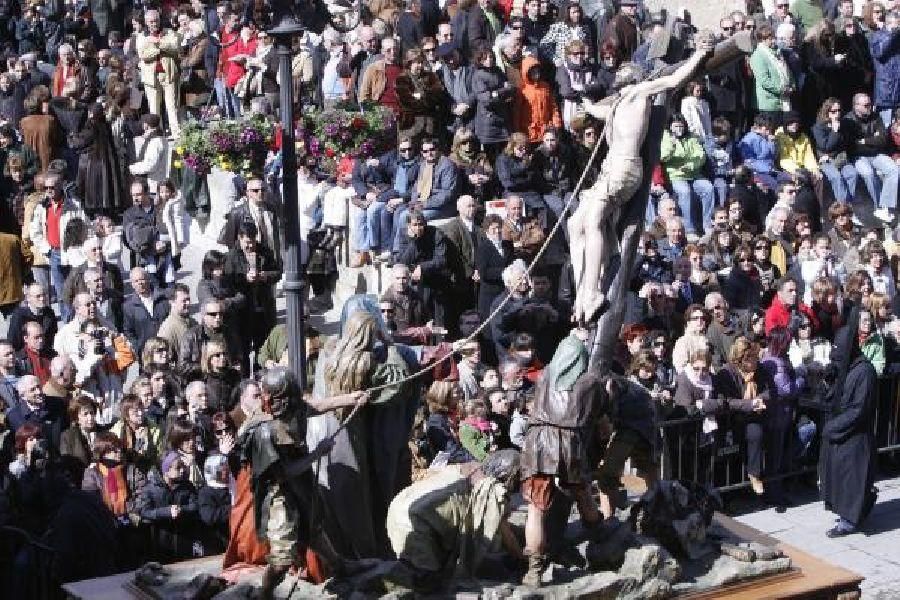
[612,62,647,92]
[261,366,299,418]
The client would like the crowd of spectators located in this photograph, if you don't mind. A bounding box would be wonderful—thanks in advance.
[0,0,895,591]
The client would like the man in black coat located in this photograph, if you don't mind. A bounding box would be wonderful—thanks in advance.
[122,266,170,356]
[178,299,245,378]
[395,210,452,328]
[821,317,879,537]
[466,0,502,57]
[7,282,57,352]
[440,195,479,320]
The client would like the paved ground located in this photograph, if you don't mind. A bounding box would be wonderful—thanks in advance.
[731,475,900,599]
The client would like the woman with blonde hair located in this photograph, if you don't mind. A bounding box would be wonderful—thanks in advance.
[496,132,543,211]
[316,306,415,557]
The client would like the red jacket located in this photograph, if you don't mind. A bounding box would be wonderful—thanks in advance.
[764,294,818,335]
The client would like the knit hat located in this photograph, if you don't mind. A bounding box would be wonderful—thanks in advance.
[161,451,180,475]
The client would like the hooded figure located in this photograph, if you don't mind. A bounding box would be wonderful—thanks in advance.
[308,298,420,558]
[820,308,879,536]
[513,56,562,143]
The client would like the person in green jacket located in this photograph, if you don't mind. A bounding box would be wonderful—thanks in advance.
[659,113,715,237]
[859,308,886,375]
[749,24,794,127]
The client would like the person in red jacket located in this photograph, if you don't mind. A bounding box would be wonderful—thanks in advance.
[765,276,819,335]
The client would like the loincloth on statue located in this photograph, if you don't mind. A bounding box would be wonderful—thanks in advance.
[580,156,644,207]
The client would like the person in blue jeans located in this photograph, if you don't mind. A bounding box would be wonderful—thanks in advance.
[811,97,858,204]
[843,92,898,222]
[660,114,715,237]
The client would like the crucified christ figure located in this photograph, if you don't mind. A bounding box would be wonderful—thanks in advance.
[568,39,715,324]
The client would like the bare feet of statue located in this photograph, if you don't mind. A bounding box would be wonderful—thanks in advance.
[580,291,608,323]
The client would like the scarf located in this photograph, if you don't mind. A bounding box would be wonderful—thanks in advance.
[416,160,434,202]
[98,462,128,516]
[741,369,758,401]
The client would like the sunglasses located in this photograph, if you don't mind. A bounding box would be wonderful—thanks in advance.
[214,428,231,436]
[206,311,223,317]
[248,187,262,192]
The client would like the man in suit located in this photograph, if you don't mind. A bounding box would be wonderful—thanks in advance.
[441,195,479,327]
[7,283,57,352]
[83,266,125,333]
[122,267,170,356]
[61,236,124,311]
[218,175,282,267]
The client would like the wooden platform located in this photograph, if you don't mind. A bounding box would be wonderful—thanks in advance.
[63,517,863,599]
[683,514,864,600]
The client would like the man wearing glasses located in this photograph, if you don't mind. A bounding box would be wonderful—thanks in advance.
[843,92,898,223]
[29,172,85,312]
[7,283,57,353]
[359,36,402,113]
[178,299,244,377]
[351,136,419,263]
[219,175,281,267]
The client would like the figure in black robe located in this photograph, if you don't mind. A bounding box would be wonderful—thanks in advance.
[821,308,879,536]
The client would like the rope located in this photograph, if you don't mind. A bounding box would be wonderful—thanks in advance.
[355,122,610,399]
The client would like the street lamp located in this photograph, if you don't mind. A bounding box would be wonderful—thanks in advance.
[268,5,307,390]
[268,0,359,390]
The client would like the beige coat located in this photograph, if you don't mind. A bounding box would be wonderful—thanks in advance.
[136,29,182,87]
[359,59,388,103]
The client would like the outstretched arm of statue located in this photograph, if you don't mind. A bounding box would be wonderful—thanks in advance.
[632,37,716,98]
[306,390,369,413]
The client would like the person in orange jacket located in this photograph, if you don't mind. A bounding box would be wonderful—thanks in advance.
[513,55,562,143]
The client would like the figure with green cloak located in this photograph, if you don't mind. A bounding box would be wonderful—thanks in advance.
[308,296,421,558]
[384,449,525,592]
[520,327,609,587]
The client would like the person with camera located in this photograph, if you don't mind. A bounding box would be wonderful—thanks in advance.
[69,318,117,403]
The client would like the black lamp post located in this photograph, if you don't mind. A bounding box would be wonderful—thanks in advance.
[269,5,307,390]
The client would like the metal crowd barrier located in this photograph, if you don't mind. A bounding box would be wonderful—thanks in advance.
[655,375,900,493]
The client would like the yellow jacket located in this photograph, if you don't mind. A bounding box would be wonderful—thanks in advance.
[775,128,819,175]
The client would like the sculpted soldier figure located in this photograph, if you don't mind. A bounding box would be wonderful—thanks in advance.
[520,327,611,587]
[242,366,367,599]
[568,39,716,324]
